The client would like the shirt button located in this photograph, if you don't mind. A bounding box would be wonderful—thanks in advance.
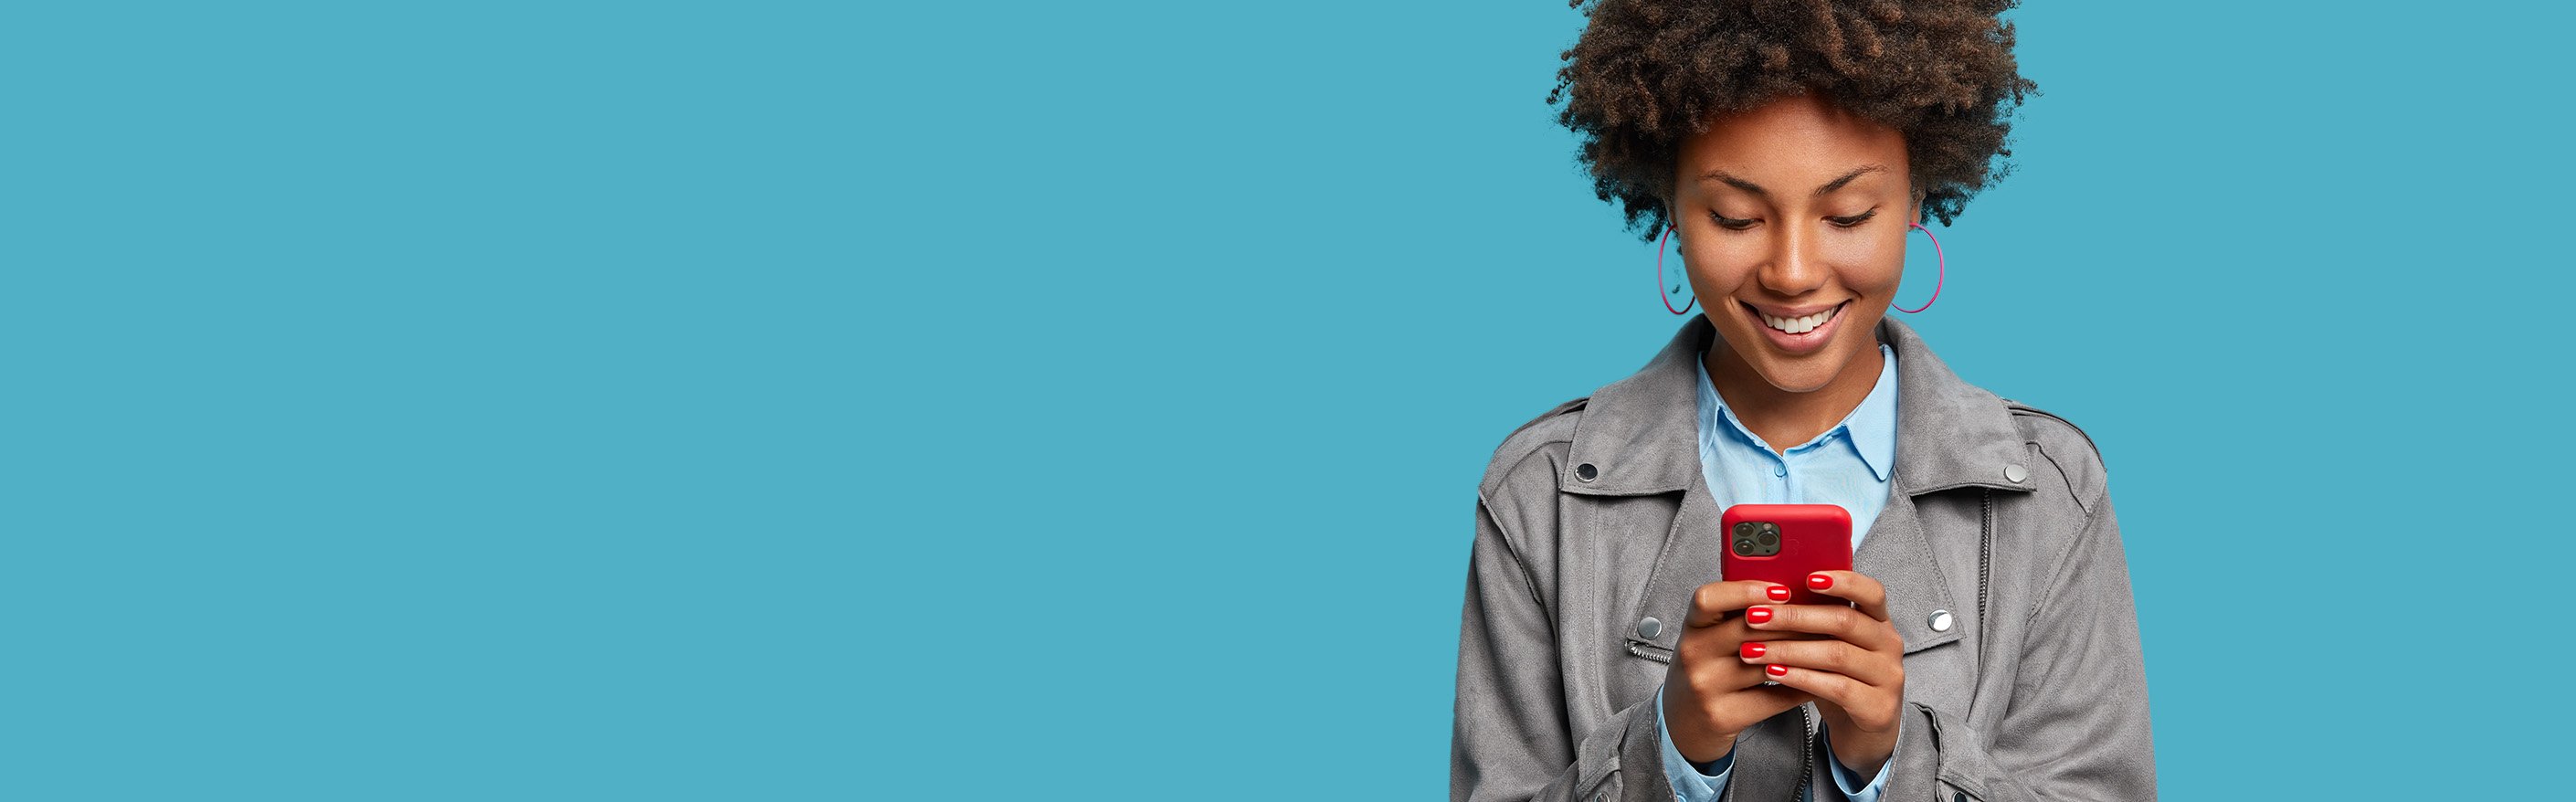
[1773,464,1787,478]
[1927,609,1955,632]
[1636,617,1663,639]
[1576,463,1599,482]
[2004,463,2028,483]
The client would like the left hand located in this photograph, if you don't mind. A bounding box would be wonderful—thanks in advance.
[1735,569,1904,776]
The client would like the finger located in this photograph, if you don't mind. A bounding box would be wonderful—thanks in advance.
[1684,579,1799,628]
[1723,681,1814,714]
[1679,655,1781,697]
[1668,677,1814,745]
[1674,644,1789,708]
[1742,603,1903,651]
[1804,570,1888,622]
[1679,617,1782,672]
[1675,616,1758,661]
[1678,619,1831,701]
[1754,663,1881,716]
[1737,637,1901,687]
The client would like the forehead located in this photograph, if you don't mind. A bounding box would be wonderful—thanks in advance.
[1675,93,1908,183]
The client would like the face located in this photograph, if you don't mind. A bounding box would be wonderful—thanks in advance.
[1670,92,1921,396]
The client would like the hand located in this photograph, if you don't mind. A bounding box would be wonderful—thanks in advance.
[1737,570,1905,776]
[1661,579,1816,764]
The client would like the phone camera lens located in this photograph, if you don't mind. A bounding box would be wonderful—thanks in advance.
[1757,531,1778,546]
[1734,539,1755,554]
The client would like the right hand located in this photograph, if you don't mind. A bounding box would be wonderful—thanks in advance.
[1660,579,1816,764]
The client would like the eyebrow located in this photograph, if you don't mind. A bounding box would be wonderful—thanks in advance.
[1698,164,1887,197]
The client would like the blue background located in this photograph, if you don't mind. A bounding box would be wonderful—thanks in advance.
[7,1,2570,798]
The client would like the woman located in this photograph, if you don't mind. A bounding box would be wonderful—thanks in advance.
[1451,3,2152,801]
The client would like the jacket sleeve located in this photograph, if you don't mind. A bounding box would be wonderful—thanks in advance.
[1880,489,2156,802]
[1452,492,1670,802]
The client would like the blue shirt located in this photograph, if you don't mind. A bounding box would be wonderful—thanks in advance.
[1659,343,1898,802]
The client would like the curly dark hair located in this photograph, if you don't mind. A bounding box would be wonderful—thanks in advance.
[1548,0,2038,240]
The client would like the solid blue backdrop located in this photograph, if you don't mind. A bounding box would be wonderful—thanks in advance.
[5,2,2569,798]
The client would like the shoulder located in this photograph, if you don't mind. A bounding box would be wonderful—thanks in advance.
[1471,396,1589,583]
[1477,396,1587,501]
[2001,398,2109,511]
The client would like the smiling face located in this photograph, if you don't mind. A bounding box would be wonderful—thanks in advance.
[1671,92,1922,399]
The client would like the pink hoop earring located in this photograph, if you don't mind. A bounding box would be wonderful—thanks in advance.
[1656,227,1694,315]
[1893,221,1945,314]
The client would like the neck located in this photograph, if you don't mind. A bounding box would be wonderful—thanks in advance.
[1702,337,1885,456]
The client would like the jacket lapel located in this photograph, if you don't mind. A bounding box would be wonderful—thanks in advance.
[1580,315,2036,661]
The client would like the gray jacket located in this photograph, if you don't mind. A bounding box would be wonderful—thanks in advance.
[1452,315,2153,801]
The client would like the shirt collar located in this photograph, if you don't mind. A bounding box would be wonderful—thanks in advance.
[1561,314,2031,497]
[1693,343,1899,482]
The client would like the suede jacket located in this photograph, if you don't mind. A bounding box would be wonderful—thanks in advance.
[1452,314,2154,801]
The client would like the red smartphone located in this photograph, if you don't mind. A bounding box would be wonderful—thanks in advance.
[1718,503,1853,607]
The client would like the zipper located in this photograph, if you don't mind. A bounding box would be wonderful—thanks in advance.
[1794,705,1814,801]
[1710,706,1814,802]
[1979,489,1995,639]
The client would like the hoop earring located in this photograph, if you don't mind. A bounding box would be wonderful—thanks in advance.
[1893,221,1946,314]
[1656,227,1694,315]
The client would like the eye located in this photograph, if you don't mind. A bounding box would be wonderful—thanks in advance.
[1827,208,1879,228]
[1707,210,1757,231]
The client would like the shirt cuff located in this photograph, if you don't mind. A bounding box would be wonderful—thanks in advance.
[1819,720,1894,802]
[1655,685,1733,801]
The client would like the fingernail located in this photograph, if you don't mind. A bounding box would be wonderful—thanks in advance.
[1766,585,1792,602]
[1766,664,1789,678]
[1746,607,1773,625]
[1808,574,1833,591]
[1740,642,1767,660]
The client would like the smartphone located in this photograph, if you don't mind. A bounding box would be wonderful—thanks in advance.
[1718,503,1854,607]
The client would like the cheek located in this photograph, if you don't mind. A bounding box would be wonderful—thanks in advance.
[1824,231,1907,293]
[1680,239,1762,288]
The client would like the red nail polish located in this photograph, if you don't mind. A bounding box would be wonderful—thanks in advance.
[1766,664,1789,678]
[1740,642,1767,660]
[1766,585,1792,602]
[1808,574,1834,591]
[1747,607,1773,624]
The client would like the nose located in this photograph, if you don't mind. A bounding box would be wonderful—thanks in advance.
[1758,223,1828,297]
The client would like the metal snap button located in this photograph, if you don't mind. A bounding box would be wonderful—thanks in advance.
[1576,462,1599,482]
[1636,617,1662,639]
[2004,463,2028,483]
[1927,609,1954,632]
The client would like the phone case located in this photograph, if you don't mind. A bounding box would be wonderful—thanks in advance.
[1718,503,1854,607]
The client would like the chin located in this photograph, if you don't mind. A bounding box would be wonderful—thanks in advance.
[1748,359,1842,395]
[1712,314,1874,396]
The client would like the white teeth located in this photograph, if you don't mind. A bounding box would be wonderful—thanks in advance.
[1758,305,1839,334]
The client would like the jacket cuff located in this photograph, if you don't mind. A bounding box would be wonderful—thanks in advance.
[1818,719,1895,802]
[1613,692,1667,801]
[1883,702,2042,802]
[1537,694,1669,802]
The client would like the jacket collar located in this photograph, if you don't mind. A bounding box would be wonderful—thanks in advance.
[1563,314,2034,498]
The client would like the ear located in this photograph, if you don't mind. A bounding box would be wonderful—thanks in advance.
[1908,185,1927,227]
